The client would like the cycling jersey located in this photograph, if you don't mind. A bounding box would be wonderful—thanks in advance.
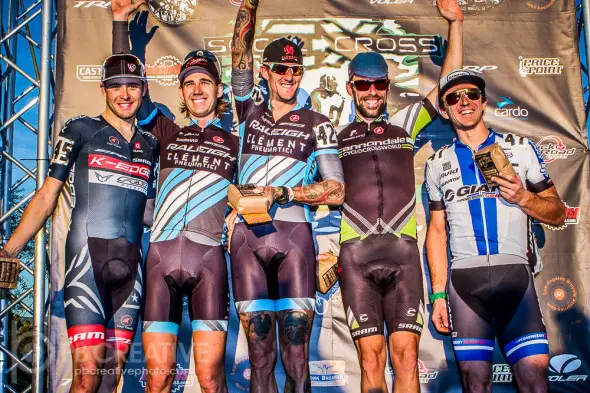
[232,69,344,223]
[137,95,238,334]
[425,129,553,269]
[49,115,158,349]
[49,115,159,244]
[337,99,436,243]
[137,97,239,245]
[449,257,548,365]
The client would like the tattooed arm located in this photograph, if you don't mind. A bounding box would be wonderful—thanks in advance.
[267,180,345,206]
[231,0,259,71]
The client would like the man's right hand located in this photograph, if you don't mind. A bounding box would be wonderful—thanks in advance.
[431,298,451,334]
[224,209,238,253]
[0,248,13,259]
[111,0,145,21]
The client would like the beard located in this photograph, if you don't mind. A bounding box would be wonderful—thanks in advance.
[355,94,386,120]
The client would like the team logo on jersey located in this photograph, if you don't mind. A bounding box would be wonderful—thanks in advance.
[290,114,300,122]
[373,127,384,135]
[109,136,119,145]
[443,161,451,171]
[134,142,141,149]
[213,136,224,143]
[120,315,133,327]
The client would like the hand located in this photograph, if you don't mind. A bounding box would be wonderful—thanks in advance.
[431,298,451,334]
[436,0,464,23]
[491,173,530,206]
[317,251,337,265]
[111,0,146,21]
[224,209,238,253]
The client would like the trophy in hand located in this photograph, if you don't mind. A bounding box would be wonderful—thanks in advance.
[227,184,272,225]
[474,143,517,187]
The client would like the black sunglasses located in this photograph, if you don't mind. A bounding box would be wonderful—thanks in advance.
[349,79,390,92]
[444,88,482,106]
[264,63,305,76]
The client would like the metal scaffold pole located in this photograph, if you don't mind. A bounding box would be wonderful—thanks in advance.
[32,0,53,390]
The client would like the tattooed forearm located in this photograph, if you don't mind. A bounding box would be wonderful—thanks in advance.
[293,179,345,206]
[231,0,259,70]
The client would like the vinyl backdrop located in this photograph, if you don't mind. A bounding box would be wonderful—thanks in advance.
[50,1,589,392]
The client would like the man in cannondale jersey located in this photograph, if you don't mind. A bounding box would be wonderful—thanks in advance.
[334,1,463,392]
[227,1,345,392]
[425,70,565,392]
[111,1,239,392]
[0,52,158,393]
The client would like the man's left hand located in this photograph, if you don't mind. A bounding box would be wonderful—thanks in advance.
[491,174,530,206]
[436,0,464,23]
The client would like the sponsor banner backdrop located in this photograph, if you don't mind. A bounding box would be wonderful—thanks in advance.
[51,1,589,392]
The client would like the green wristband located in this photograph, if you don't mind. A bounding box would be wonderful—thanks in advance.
[429,292,447,303]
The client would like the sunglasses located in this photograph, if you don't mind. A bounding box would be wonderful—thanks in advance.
[349,79,390,92]
[264,63,305,76]
[443,88,483,106]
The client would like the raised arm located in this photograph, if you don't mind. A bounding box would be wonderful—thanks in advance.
[425,0,464,108]
[231,0,259,71]
[111,0,145,53]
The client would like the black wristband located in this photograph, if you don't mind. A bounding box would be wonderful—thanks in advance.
[276,186,290,205]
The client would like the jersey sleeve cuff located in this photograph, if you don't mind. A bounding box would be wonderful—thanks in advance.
[422,98,438,120]
[526,178,554,194]
[428,200,445,211]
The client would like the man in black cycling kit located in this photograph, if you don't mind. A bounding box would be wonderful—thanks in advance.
[0,53,158,393]
[111,1,239,392]
[425,70,565,393]
[335,1,463,392]
[227,1,344,392]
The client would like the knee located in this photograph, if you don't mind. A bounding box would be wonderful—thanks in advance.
[461,371,491,393]
[390,343,418,374]
[195,365,224,393]
[359,347,387,377]
[146,373,175,393]
[102,259,133,290]
[71,371,101,393]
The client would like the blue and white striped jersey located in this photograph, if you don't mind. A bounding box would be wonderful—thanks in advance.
[425,130,553,269]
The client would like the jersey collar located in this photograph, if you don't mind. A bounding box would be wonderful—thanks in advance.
[353,112,387,123]
[189,116,221,128]
[454,128,500,151]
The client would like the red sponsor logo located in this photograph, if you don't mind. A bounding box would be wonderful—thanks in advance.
[374,127,384,135]
[284,45,295,56]
[127,63,137,72]
[213,136,224,143]
[68,325,105,349]
[417,359,428,374]
[186,57,208,67]
[543,201,580,230]
[106,328,134,350]
[134,142,141,149]
[109,136,119,145]
[536,135,576,164]
[290,114,300,122]
[88,154,150,180]
[121,315,133,326]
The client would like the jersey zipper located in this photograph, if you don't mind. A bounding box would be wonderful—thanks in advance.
[368,123,384,231]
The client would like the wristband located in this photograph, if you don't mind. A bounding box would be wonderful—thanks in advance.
[429,292,447,303]
[276,186,291,205]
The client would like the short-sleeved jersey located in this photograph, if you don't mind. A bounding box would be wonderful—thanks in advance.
[232,71,344,223]
[337,99,436,243]
[49,115,159,245]
[137,96,239,245]
[425,129,554,268]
